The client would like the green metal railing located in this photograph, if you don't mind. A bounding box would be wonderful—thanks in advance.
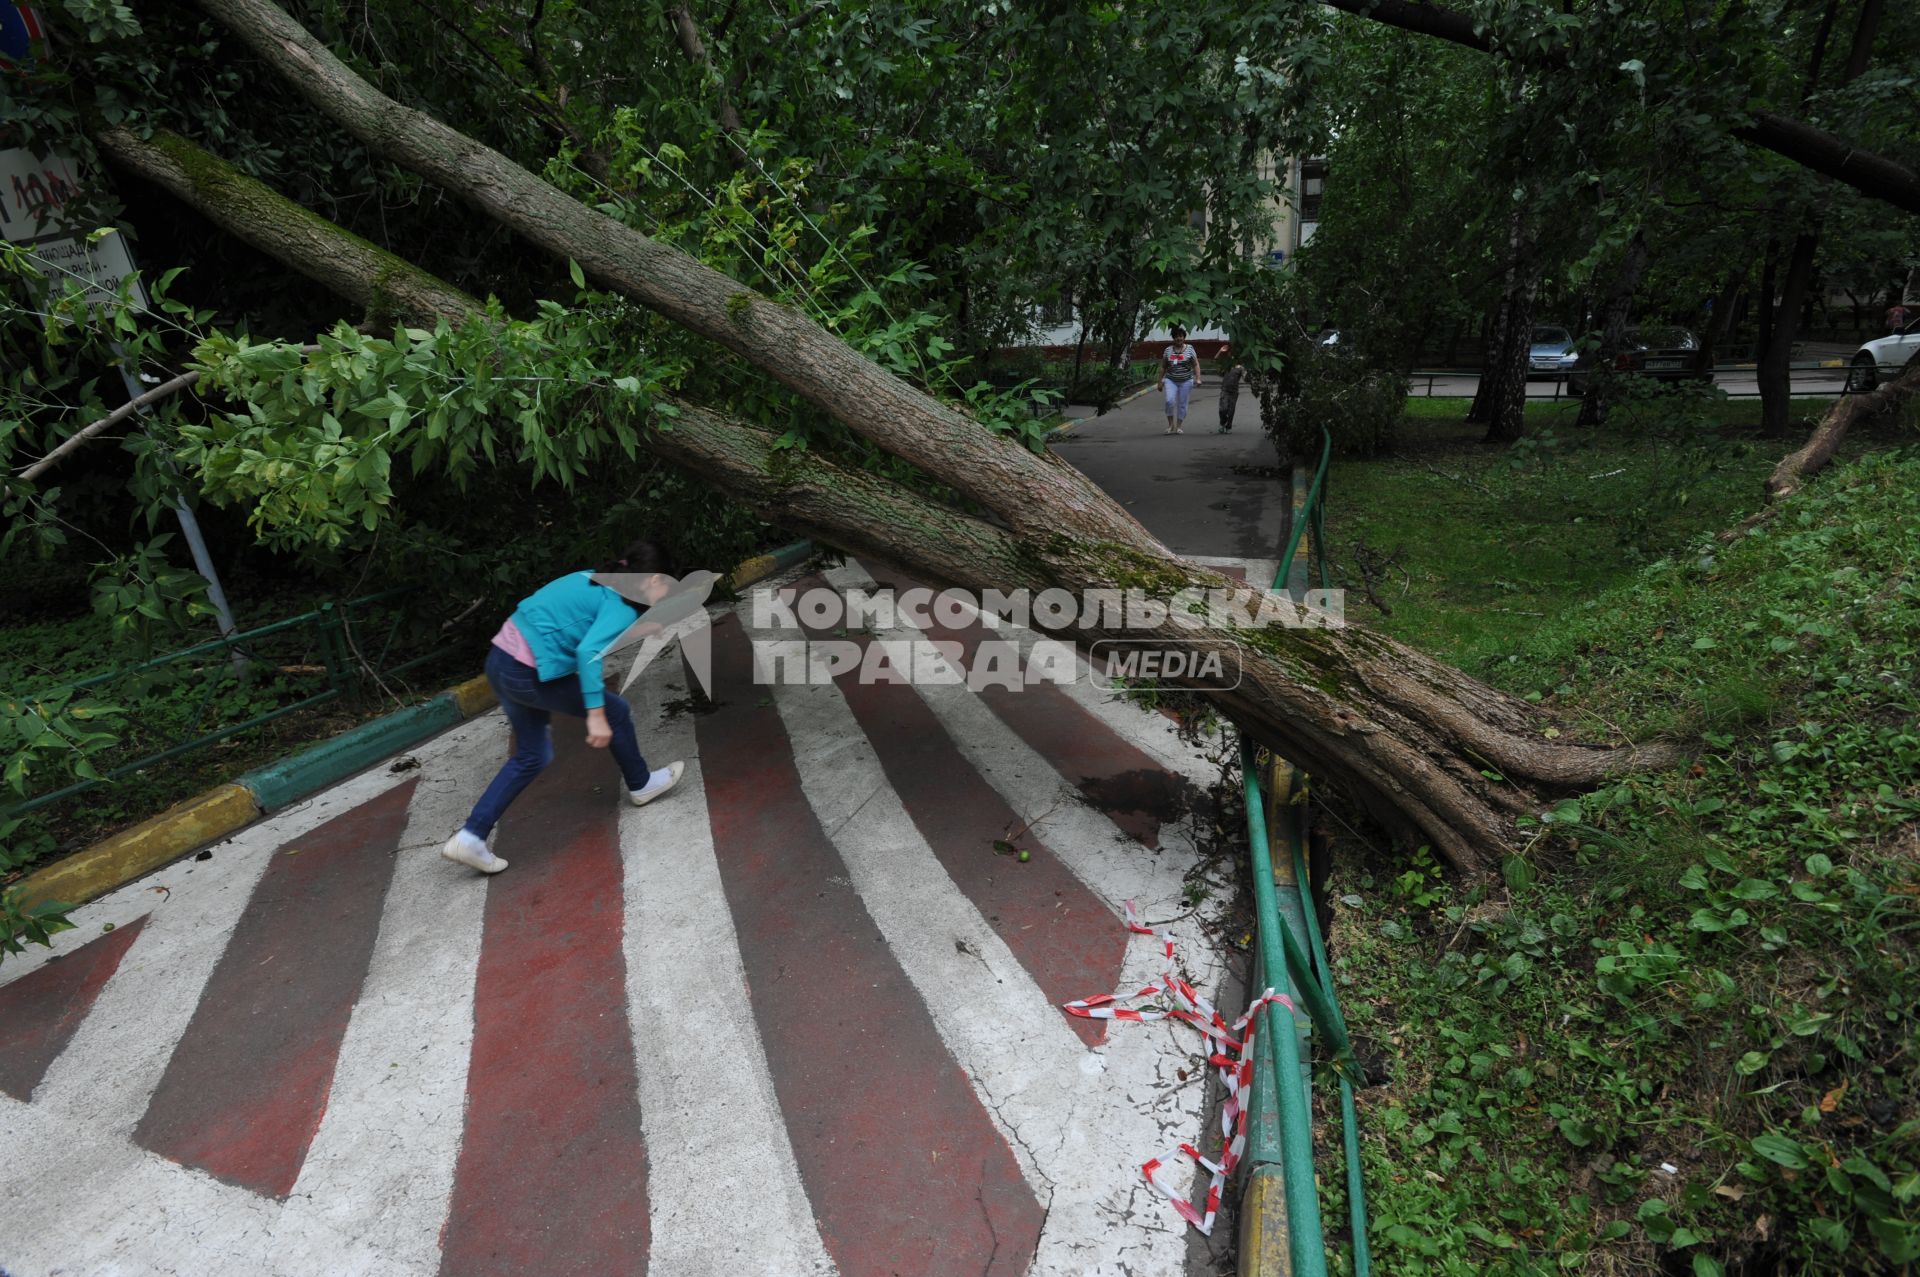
[14,589,457,817]
[1240,426,1371,1275]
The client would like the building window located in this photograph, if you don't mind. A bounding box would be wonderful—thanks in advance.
[1298,159,1325,224]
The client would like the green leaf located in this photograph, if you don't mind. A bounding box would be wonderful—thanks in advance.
[568,258,586,289]
[1808,1217,1849,1253]
[1869,1217,1920,1263]
[1729,878,1779,901]
[1750,1133,1809,1168]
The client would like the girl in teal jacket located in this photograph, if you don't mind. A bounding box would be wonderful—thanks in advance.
[442,541,685,874]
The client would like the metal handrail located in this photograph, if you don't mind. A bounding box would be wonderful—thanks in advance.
[1238,424,1370,1274]
[10,588,453,817]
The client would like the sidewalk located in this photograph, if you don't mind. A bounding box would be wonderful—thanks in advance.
[0,558,1249,1276]
[1053,381,1283,564]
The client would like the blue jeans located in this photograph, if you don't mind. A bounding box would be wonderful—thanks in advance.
[1163,377,1193,421]
[462,646,651,838]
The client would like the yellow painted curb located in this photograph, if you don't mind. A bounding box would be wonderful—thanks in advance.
[727,553,779,591]
[451,674,496,717]
[15,783,259,910]
[1239,1164,1291,1275]
[21,544,801,911]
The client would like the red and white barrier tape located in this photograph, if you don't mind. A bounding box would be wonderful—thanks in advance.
[1063,900,1294,1236]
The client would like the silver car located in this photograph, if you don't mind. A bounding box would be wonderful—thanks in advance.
[1527,326,1579,378]
[1847,319,1920,392]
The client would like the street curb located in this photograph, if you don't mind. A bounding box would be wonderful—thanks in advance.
[14,784,258,910]
[238,695,465,813]
[11,539,817,912]
[1048,382,1159,438]
[1239,1165,1290,1276]
[726,538,814,590]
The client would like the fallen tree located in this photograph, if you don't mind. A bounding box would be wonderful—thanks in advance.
[69,0,1700,875]
[1765,359,1920,502]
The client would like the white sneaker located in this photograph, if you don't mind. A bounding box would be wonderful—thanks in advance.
[629,761,685,807]
[441,830,508,874]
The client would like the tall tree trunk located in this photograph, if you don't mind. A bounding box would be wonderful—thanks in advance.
[1700,269,1745,368]
[1469,194,1527,426]
[1759,224,1820,434]
[1575,230,1649,428]
[1483,272,1535,444]
[174,0,1691,873]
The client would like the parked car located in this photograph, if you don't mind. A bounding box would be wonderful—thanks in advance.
[1846,318,1920,392]
[1566,325,1712,396]
[1526,325,1579,379]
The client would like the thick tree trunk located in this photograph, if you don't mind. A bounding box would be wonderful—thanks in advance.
[1465,295,1506,424]
[1483,274,1533,444]
[1576,231,1649,427]
[176,0,1689,874]
[1759,225,1820,434]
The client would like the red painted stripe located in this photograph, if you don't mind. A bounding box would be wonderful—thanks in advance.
[134,781,415,1198]
[439,726,648,1277]
[696,616,1043,1276]
[861,564,1202,849]
[0,914,146,1101]
[784,577,1123,1047]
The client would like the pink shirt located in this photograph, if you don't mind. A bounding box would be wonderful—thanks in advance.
[491,616,537,666]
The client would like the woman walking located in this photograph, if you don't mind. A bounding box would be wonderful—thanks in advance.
[1160,325,1202,434]
[442,540,685,874]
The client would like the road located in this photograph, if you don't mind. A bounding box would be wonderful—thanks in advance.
[1405,366,1850,400]
[0,557,1262,1277]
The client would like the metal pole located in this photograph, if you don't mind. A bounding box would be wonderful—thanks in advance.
[109,351,241,646]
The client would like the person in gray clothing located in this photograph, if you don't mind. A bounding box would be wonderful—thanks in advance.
[1216,345,1245,433]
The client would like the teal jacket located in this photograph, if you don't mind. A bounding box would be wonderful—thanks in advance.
[510,571,642,709]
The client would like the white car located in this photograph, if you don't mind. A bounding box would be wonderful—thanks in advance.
[1847,319,1920,392]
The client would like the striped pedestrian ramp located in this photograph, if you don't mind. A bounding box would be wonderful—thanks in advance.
[0,560,1250,1277]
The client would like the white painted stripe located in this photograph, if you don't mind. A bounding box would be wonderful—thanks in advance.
[28,765,418,1138]
[0,1093,413,1276]
[616,653,837,1277]
[285,716,500,1268]
[1187,553,1278,591]
[748,605,1221,1274]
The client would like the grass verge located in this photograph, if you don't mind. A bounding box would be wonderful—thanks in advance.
[1308,416,1918,1272]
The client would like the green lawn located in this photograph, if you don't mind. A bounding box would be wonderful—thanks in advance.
[1323,397,1834,677]
[1303,404,1920,1275]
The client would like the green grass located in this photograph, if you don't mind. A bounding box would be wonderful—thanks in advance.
[0,581,471,881]
[1324,396,1838,672]
[1307,422,1920,1274]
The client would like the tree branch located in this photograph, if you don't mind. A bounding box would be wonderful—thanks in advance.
[1316,0,1920,215]
[667,4,745,134]
[93,123,483,323]
[19,369,200,481]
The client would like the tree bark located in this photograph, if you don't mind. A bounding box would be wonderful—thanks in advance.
[1575,230,1649,428]
[1483,273,1534,444]
[1700,269,1744,368]
[94,125,482,325]
[1472,202,1535,443]
[176,0,1693,874]
[666,5,747,138]
[1764,359,1920,502]
[1758,224,1820,434]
